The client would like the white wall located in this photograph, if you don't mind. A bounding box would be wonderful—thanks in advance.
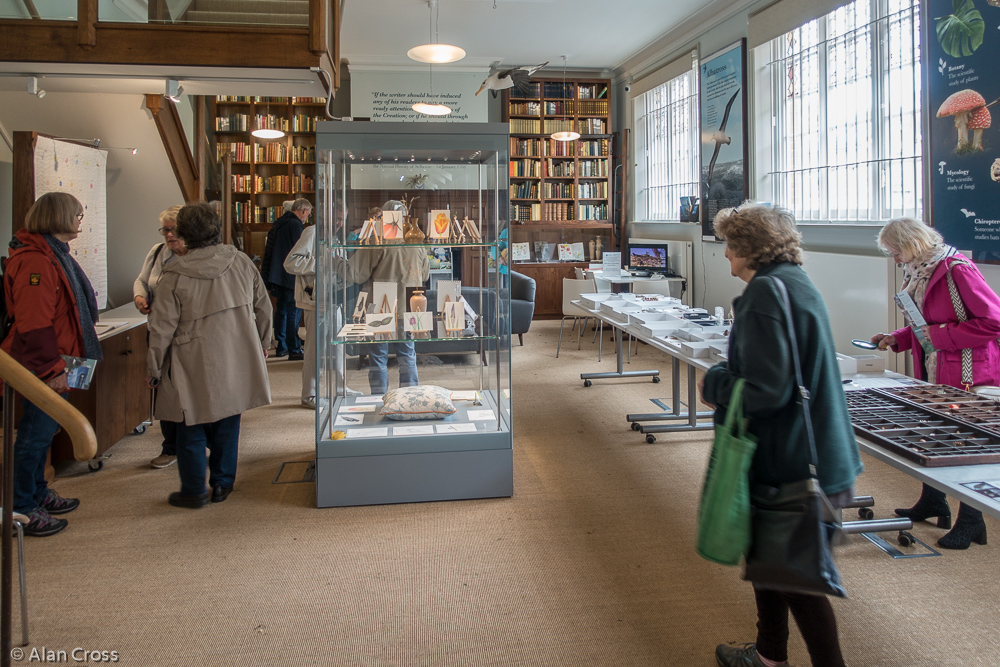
[0,91,184,308]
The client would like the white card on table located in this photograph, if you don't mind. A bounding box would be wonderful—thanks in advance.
[467,410,496,421]
[393,424,435,436]
[347,428,388,438]
[435,423,478,434]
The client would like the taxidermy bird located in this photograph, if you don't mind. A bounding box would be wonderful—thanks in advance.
[476,61,549,97]
[705,88,741,188]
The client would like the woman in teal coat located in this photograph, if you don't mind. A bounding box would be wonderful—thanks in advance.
[699,203,863,667]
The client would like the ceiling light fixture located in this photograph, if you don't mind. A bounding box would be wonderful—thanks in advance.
[407,0,465,64]
[411,0,452,116]
[165,79,184,103]
[27,76,45,99]
[550,56,580,142]
[252,96,286,139]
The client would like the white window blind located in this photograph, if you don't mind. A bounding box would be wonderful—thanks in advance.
[756,0,921,223]
[634,68,700,221]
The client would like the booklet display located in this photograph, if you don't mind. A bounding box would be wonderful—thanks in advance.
[61,355,98,390]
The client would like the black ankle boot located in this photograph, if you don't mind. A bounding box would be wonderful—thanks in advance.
[895,483,952,528]
[938,503,988,550]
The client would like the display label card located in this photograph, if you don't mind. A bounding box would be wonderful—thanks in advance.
[602,251,622,277]
[466,409,496,421]
[347,428,388,438]
[335,414,364,426]
[354,396,382,404]
[340,404,376,413]
[436,423,478,434]
[393,424,435,436]
[450,390,480,401]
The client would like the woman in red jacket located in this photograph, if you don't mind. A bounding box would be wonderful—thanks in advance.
[871,217,1000,549]
[2,192,103,537]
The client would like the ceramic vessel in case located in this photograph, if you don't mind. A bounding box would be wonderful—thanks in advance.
[409,289,428,312]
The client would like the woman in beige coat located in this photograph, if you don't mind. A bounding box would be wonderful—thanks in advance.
[146,202,272,508]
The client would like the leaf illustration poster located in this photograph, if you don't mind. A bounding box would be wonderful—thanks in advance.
[928,0,1000,261]
[699,40,748,240]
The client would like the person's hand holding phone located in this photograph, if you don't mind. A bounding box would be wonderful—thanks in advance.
[869,333,896,351]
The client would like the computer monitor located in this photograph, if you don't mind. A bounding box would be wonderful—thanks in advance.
[627,242,670,276]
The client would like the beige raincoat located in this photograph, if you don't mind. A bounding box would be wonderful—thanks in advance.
[147,244,272,425]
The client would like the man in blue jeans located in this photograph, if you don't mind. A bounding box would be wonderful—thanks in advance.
[260,198,310,359]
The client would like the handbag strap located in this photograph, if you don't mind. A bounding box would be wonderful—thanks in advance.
[944,257,979,389]
[768,276,820,479]
[725,377,747,436]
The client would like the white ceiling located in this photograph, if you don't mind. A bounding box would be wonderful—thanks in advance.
[340,0,738,75]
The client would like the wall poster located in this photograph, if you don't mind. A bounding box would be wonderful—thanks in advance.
[699,40,748,241]
[928,0,1000,262]
[32,136,109,308]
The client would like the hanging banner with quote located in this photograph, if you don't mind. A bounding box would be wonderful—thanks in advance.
[349,69,488,123]
[928,0,1000,261]
[699,40,748,240]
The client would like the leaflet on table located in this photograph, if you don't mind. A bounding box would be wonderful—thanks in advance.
[960,480,1000,502]
[602,252,622,278]
[61,355,98,390]
[893,291,934,355]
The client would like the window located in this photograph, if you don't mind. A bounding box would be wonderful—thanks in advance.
[634,69,700,221]
[756,0,921,223]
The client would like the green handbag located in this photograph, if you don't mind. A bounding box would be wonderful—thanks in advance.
[697,377,758,566]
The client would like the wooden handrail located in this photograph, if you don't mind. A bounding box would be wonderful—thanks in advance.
[0,350,97,461]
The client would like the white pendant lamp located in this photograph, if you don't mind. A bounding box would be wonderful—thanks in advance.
[408,0,465,64]
[551,56,580,142]
[252,96,285,139]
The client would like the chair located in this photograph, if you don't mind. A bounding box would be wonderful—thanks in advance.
[557,277,596,358]
[574,267,586,280]
[582,270,610,359]
[2,509,29,646]
[509,270,536,346]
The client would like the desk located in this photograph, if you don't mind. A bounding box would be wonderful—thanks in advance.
[573,299,716,440]
[50,305,150,468]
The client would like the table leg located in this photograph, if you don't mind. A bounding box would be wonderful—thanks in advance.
[581,323,660,386]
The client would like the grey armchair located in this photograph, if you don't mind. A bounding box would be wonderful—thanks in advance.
[509,270,536,346]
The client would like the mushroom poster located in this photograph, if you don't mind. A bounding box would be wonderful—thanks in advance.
[929,0,1000,261]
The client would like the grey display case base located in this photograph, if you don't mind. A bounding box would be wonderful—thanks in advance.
[316,446,513,507]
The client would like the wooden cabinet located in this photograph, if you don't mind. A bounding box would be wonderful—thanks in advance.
[211,95,326,257]
[50,322,150,464]
[503,78,615,318]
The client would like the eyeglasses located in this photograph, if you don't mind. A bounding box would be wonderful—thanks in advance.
[76,213,85,221]
[159,227,177,236]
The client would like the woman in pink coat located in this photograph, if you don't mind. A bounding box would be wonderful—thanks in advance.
[871,217,1000,549]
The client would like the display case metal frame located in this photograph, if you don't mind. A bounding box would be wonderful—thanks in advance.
[314,122,512,508]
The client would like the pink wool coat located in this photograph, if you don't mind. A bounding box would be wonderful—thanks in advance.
[890,254,1000,388]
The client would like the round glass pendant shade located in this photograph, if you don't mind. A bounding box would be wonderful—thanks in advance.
[252,128,285,139]
[551,130,581,142]
[407,44,466,64]
[412,102,452,116]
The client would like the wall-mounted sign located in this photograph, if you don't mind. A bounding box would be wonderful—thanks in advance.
[350,69,488,123]
[927,0,1000,262]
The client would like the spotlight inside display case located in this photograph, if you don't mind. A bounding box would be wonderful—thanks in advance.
[313,122,512,507]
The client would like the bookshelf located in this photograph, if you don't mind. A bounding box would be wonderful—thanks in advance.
[211,96,326,260]
[503,78,614,318]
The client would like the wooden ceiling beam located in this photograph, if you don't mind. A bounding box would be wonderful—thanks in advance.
[0,22,325,69]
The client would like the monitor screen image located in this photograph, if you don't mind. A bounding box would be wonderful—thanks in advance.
[628,244,669,273]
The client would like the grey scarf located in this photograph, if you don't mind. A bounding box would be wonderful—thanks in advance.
[44,235,103,361]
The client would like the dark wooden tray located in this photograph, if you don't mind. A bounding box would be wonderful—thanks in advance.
[846,388,1000,467]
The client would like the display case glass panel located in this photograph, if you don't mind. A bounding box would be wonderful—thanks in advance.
[314,122,512,507]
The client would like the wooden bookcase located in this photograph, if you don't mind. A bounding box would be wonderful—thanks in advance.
[503,77,615,318]
[211,95,326,260]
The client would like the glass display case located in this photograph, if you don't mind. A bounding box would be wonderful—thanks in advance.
[314,122,512,508]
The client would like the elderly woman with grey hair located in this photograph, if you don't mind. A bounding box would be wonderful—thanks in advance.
[699,202,861,667]
[146,202,272,508]
[870,217,1000,550]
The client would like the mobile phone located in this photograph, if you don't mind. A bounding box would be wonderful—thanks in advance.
[851,339,879,350]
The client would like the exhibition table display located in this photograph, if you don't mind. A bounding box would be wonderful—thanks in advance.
[313,123,512,508]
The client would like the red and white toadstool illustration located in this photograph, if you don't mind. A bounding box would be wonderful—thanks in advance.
[969,105,992,150]
[937,89,987,150]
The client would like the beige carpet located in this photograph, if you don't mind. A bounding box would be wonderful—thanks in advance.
[15,320,1000,666]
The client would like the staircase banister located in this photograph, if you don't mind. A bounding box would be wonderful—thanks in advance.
[0,350,97,461]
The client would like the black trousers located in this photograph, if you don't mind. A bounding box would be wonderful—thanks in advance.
[754,587,845,667]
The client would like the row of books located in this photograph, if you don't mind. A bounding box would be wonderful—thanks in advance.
[256,175,290,192]
[232,175,253,193]
[543,183,575,198]
[509,118,542,134]
[256,143,288,162]
[543,203,574,220]
[577,182,608,198]
[217,142,253,162]
[509,101,541,115]
[510,138,611,158]
[216,115,251,132]
[512,182,539,199]
[509,84,608,102]
[291,114,325,132]
[577,86,608,100]
[291,145,316,162]
[216,96,327,104]
[578,203,609,220]
[293,174,315,192]
[577,118,607,134]
[232,202,285,224]
[255,114,289,132]
[510,159,542,178]
[510,203,540,221]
